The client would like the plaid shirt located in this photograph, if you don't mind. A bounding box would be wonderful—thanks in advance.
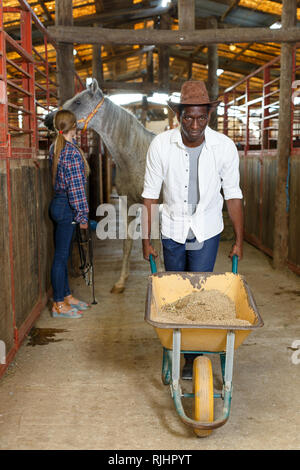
[49,141,89,224]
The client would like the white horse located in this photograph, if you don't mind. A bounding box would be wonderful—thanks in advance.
[48,78,162,293]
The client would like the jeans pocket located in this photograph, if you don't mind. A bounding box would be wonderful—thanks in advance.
[50,199,70,223]
[162,237,181,251]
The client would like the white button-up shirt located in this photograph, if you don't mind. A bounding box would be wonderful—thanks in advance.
[142,126,243,244]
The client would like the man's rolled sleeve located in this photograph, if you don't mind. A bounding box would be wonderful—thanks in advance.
[220,140,243,200]
[141,139,164,199]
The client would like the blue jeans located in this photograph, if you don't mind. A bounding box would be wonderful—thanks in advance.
[49,193,75,302]
[162,233,220,272]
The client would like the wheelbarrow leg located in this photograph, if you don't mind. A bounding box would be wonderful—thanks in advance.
[222,331,235,418]
[162,348,171,385]
[220,352,226,384]
[172,329,181,392]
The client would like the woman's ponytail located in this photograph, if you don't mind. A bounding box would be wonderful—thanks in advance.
[52,110,77,186]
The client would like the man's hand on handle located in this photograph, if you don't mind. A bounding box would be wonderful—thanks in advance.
[229,242,243,261]
[142,240,158,261]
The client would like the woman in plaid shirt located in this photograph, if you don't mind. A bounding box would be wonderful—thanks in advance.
[49,110,91,318]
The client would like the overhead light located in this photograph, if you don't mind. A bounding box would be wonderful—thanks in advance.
[270,22,282,29]
[229,44,237,52]
[73,49,77,56]
[217,69,224,76]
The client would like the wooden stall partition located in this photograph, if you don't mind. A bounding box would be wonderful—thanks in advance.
[288,152,300,270]
[0,1,84,378]
[0,160,14,376]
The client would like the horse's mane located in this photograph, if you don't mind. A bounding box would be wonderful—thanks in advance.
[101,96,156,146]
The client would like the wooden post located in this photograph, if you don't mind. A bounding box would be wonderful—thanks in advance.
[168,108,174,129]
[89,40,104,218]
[158,15,170,92]
[273,0,297,270]
[55,0,75,105]
[207,17,219,130]
[178,0,195,31]
[146,49,154,84]
[223,93,228,136]
[141,95,148,127]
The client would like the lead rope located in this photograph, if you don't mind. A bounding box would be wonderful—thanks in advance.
[76,223,97,305]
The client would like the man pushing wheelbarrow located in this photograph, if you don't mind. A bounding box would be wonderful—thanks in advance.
[142,80,244,380]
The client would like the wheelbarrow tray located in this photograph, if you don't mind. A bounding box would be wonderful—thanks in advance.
[145,271,263,352]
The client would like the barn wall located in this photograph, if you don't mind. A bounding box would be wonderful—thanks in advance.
[239,150,300,274]
[0,158,53,376]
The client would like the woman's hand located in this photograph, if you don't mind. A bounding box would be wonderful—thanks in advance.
[80,222,88,229]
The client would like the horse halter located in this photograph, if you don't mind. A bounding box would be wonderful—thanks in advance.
[77,96,105,132]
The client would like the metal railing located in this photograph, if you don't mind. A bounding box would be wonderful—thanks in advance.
[0,1,86,158]
[221,49,300,152]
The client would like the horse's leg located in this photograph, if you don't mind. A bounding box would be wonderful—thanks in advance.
[110,237,133,293]
[111,200,135,293]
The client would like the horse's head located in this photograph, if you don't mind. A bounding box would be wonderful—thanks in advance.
[63,78,104,130]
[44,78,104,131]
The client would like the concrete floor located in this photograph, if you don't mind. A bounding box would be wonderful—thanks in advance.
[0,236,300,450]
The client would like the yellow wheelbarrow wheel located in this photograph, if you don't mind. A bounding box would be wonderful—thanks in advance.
[193,356,214,437]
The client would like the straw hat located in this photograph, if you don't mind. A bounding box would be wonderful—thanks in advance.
[168,80,221,113]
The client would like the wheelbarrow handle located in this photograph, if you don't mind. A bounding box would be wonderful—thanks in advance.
[232,254,238,274]
[149,254,238,274]
[149,254,157,274]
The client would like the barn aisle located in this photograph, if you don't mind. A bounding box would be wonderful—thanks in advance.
[0,235,299,450]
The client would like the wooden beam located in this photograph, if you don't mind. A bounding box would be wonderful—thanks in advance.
[67,5,173,27]
[47,25,300,45]
[94,0,105,14]
[220,0,240,22]
[101,81,182,93]
[273,0,297,270]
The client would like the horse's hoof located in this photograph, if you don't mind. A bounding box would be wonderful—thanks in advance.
[110,285,125,294]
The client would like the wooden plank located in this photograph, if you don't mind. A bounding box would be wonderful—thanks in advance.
[288,153,300,268]
[243,155,261,241]
[36,160,54,295]
[48,25,300,46]
[0,160,14,354]
[261,153,277,251]
[10,160,40,328]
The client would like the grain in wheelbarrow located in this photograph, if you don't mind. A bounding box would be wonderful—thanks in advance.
[159,289,251,326]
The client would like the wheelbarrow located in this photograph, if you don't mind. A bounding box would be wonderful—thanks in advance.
[145,255,263,437]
